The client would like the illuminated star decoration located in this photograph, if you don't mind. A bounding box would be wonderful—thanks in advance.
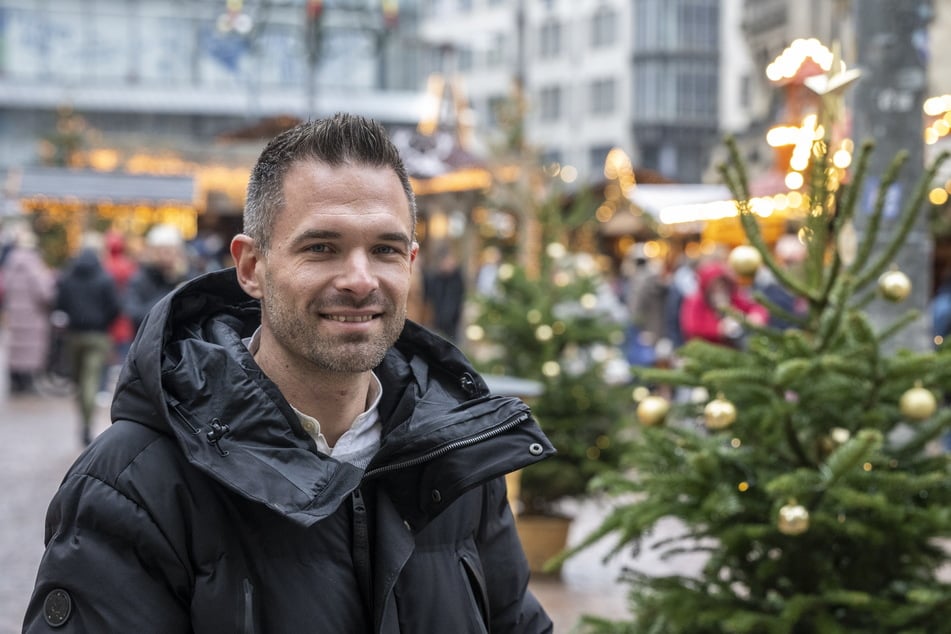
[803,40,862,126]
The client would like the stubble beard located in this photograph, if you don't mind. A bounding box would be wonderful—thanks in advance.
[262,280,406,374]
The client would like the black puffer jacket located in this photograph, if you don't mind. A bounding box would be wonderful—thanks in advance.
[24,268,555,633]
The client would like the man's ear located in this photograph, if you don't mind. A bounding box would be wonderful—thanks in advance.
[231,234,264,299]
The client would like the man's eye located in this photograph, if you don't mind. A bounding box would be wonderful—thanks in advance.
[306,244,331,253]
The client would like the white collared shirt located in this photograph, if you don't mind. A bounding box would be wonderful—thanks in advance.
[245,328,382,470]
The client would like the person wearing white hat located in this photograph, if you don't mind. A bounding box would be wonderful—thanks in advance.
[123,223,193,334]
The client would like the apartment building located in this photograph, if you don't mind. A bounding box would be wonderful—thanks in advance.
[418,0,721,185]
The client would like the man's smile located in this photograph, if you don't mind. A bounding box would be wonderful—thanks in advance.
[321,313,379,323]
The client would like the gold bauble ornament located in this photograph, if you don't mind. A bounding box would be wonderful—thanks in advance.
[728,245,762,277]
[878,269,912,302]
[900,382,937,421]
[777,502,810,535]
[704,394,737,430]
[636,395,670,426]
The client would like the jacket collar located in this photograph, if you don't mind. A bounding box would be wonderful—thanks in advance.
[110,268,553,527]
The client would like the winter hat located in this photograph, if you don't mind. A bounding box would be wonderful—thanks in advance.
[146,224,183,248]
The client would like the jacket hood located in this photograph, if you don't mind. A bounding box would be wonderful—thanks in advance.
[111,268,553,527]
[67,249,103,278]
[696,261,735,294]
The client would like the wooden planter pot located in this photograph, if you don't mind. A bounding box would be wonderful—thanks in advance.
[514,514,572,576]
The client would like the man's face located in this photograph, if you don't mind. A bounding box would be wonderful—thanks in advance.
[241,160,417,374]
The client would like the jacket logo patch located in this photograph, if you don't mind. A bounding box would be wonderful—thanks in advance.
[43,588,72,628]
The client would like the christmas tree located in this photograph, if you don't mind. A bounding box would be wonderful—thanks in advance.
[468,162,632,517]
[556,75,951,632]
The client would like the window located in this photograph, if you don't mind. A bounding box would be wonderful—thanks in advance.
[590,6,616,48]
[589,145,614,174]
[680,1,718,50]
[590,78,615,114]
[538,19,561,58]
[456,46,473,71]
[538,85,562,121]
[486,32,506,67]
[677,70,716,120]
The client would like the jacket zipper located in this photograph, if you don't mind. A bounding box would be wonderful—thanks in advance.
[351,488,373,615]
[363,411,529,479]
[167,398,201,435]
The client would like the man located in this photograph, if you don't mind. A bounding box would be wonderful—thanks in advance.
[24,114,555,632]
[54,232,121,445]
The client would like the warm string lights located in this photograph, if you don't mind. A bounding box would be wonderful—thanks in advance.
[765,39,856,200]
[923,95,951,206]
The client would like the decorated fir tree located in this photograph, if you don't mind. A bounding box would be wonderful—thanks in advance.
[468,171,632,517]
[557,97,951,631]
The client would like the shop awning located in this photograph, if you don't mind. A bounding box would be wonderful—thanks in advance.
[3,166,197,206]
[625,184,737,228]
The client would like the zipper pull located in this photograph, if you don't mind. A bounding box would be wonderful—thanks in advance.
[206,418,231,456]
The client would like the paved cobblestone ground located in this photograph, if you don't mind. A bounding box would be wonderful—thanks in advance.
[0,392,105,633]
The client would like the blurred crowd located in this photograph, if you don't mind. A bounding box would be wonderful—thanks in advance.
[4,218,950,445]
[0,221,226,444]
[617,235,808,373]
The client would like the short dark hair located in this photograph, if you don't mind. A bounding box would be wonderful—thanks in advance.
[243,113,417,252]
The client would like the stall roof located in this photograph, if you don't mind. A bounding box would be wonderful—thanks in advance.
[627,184,733,219]
[625,183,748,227]
[3,166,196,205]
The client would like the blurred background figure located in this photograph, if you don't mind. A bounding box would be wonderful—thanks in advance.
[663,252,699,350]
[622,244,668,367]
[681,259,768,348]
[55,232,120,446]
[1,225,55,395]
[753,233,808,330]
[932,262,951,345]
[474,245,502,298]
[124,224,192,335]
[424,246,466,341]
[102,230,137,370]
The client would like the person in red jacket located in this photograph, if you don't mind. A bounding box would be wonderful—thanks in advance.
[680,259,768,347]
[101,230,137,366]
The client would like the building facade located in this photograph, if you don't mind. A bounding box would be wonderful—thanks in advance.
[418,0,722,185]
[0,0,427,234]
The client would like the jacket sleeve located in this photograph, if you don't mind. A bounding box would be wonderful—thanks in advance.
[476,477,553,634]
[731,291,769,325]
[23,473,191,633]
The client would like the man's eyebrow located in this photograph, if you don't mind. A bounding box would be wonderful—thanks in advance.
[378,232,412,247]
[292,229,411,247]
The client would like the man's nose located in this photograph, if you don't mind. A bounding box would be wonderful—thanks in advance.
[336,251,378,295]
